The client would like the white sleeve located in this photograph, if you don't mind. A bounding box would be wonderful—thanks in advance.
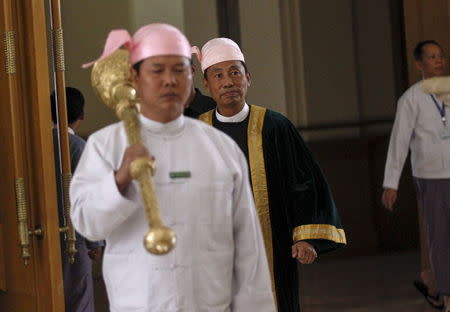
[383,94,417,189]
[70,136,140,241]
[230,146,276,312]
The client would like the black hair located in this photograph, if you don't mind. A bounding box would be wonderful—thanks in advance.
[132,58,194,74]
[413,40,442,61]
[132,60,143,73]
[203,61,248,80]
[51,87,85,124]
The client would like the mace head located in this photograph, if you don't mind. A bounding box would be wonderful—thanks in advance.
[91,49,137,110]
[144,226,177,255]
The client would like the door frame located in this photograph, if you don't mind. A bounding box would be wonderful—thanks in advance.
[0,0,64,310]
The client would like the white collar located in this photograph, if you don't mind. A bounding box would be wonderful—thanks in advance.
[52,124,76,135]
[138,114,185,136]
[216,103,249,123]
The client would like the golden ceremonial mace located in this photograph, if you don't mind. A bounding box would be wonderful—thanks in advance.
[90,49,176,254]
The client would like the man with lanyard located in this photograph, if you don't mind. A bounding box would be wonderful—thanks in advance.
[71,24,275,312]
[382,40,450,311]
[194,38,346,312]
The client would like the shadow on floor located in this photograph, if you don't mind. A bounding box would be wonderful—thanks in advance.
[299,250,436,312]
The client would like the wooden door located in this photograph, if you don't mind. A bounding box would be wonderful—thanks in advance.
[0,0,64,310]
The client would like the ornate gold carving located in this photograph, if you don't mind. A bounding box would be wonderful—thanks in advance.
[90,49,176,254]
[3,31,16,74]
[14,178,45,265]
[15,178,30,265]
[53,28,65,71]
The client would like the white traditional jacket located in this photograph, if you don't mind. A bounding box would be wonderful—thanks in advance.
[383,81,450,189]
[70,115,275,312]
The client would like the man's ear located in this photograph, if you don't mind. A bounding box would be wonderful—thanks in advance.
[415,60,424,74]
[203,77,209,93]
[246,72,252,87]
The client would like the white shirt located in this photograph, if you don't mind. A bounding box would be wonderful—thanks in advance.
[70,115,275,312]
[216,103,249,122]
[383,81,450,189]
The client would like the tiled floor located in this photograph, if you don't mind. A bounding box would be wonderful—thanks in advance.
[300,250,437,312]
[93,249,439,311]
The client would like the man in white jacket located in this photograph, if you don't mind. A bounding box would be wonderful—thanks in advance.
[382,40,450,311]
[70,23,275,312]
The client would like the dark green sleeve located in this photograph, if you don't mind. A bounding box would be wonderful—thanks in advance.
[264,111,346,254]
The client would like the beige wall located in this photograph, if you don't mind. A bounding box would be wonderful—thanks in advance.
[353,0,397,121]
[280,0,400,140]
[301,0,359,125]
[239,0,287,114]
[60,0,399,141]
[129,0,184,31]
[61,0,217,137]
[61,1,132,137]
[183,0,219,93]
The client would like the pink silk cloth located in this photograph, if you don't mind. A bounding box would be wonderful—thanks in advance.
[191,37,245,72]
[82,23,191,68]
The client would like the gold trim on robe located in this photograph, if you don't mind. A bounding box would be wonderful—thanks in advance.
[246,105,277,298]
[198,109,213,124]
[292,224,347,244]
[199,106,277,298]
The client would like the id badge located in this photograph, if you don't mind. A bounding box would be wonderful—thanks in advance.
[440,127,450,139]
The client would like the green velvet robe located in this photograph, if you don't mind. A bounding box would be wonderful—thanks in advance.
[200,105,346,312]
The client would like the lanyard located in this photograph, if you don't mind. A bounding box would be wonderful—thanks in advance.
[430,95,447,125]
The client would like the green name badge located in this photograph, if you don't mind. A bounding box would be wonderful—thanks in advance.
[169,171,191,179]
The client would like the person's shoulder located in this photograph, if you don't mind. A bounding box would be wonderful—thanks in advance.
[264,108,290,123]
[186,116,221,136]
[195,88,215,105]
[186,117,240,150]
[69,132,86,145]
[400,81,424,102]
[68,133,86,150]
[258,107,296,133]
[86,121,125,145]
[190,89,216,114]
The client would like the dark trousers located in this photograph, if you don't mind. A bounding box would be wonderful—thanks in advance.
[414,178,450,296]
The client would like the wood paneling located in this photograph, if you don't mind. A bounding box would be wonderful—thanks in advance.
[0,0,64,310]
[18,0,65,309]
[308,135,419,256]
[403,0,450,83]
[0,225,5,291]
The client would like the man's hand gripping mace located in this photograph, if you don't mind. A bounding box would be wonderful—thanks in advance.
[90,50,176,254]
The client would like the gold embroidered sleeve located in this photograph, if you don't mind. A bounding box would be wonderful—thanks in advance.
[292,224,347,244]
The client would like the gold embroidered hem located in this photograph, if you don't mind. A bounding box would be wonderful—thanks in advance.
[246,105,275,292]
[200,106,278,308]
[292,224,347,244]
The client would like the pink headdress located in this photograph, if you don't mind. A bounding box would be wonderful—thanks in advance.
[191,38,245,72]
[82,23,191,68]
